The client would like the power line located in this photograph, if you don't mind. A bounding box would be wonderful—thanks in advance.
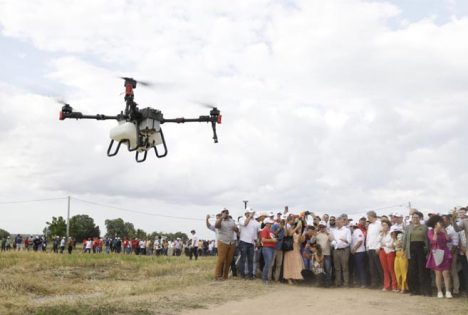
[71,197,204,221]
[0,197,67,205]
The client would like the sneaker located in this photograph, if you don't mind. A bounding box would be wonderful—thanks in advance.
[437,291,444,298]
[445,292,453,299]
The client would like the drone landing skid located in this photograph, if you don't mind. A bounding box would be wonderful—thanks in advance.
[107,132,168,163]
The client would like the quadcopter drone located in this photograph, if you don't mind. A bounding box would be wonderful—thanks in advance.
[59,77,222,162]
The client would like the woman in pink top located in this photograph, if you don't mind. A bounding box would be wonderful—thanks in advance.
[425,215,453,298]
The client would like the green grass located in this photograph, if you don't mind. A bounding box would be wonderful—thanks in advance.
[0,251,268,315]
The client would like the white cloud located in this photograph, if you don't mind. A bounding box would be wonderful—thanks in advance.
[0,0,467,237]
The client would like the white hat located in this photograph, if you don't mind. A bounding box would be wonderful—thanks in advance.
[245,208,254,213]
[268,211,275,217]
[264,218,274,224]
[390,226,402,233]
[318,221,327,227]
[393,212,403,218]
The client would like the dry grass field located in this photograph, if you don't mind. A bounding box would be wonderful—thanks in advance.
[0,251,269,315]
[1,251,468,315]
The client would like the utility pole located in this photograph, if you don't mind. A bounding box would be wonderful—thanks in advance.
[66,196,70,239]
[243,200,248,209]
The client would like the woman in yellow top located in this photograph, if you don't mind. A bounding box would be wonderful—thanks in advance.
[392,226,408,293]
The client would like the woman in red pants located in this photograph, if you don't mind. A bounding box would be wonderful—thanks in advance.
[378,219,398,292]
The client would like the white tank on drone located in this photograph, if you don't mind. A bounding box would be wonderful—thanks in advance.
[109,107,164,151]
[109,121,138,150]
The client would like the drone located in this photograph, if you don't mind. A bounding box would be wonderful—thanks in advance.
[59,77,222,162]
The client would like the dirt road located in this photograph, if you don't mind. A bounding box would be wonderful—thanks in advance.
[186,285,468,315]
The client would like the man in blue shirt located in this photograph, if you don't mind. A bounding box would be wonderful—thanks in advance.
[269,215,286,281]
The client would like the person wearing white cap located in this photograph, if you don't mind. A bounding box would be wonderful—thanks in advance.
[238,208,259,279]
[392,213,405,230]
[351,219,367,288]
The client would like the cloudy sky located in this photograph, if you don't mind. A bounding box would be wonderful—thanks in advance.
[1,0,467,238]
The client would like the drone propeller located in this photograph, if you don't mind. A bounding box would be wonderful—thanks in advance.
[120,77,154,87]
[54,97,69,106]
[193,101,218,109]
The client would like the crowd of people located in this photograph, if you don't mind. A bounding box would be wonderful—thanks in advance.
[76,234,217,258]
[207,205,468,299]
[3,205,468,300]
[0,233,218,259]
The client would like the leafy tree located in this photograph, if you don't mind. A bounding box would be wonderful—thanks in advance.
[45,216,67,238]
[0,228,9,239]
[69,214,100,242]
[104,218,136,239]
[135,228,147,240]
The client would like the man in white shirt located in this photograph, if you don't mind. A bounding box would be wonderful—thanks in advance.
[189,230,199,260]
[366,210,383,288]
[351,219,367,288]
[331,215,351,287]
[238,209,259,279]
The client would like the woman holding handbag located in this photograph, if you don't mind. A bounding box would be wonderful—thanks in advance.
[425,215,453,298]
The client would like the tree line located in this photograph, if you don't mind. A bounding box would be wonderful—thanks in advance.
[43,215,188,242]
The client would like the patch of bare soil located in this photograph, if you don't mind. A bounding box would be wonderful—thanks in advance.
[185,285,468,315]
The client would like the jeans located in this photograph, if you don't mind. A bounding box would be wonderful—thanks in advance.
[239,241,255,277]
[353,252,367,286]
[262,247,275,281]
[323,255,332,283]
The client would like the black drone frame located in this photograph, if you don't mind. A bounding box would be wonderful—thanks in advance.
[59,77,221,162]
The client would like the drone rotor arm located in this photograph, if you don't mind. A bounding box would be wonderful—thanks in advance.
[161,113,221,143]
[60,110,124,121]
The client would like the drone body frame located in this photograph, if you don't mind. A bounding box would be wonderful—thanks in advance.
[59,78,221,162]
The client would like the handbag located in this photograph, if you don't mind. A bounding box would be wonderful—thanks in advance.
[432,248,445,266]
[282,235,294,251]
